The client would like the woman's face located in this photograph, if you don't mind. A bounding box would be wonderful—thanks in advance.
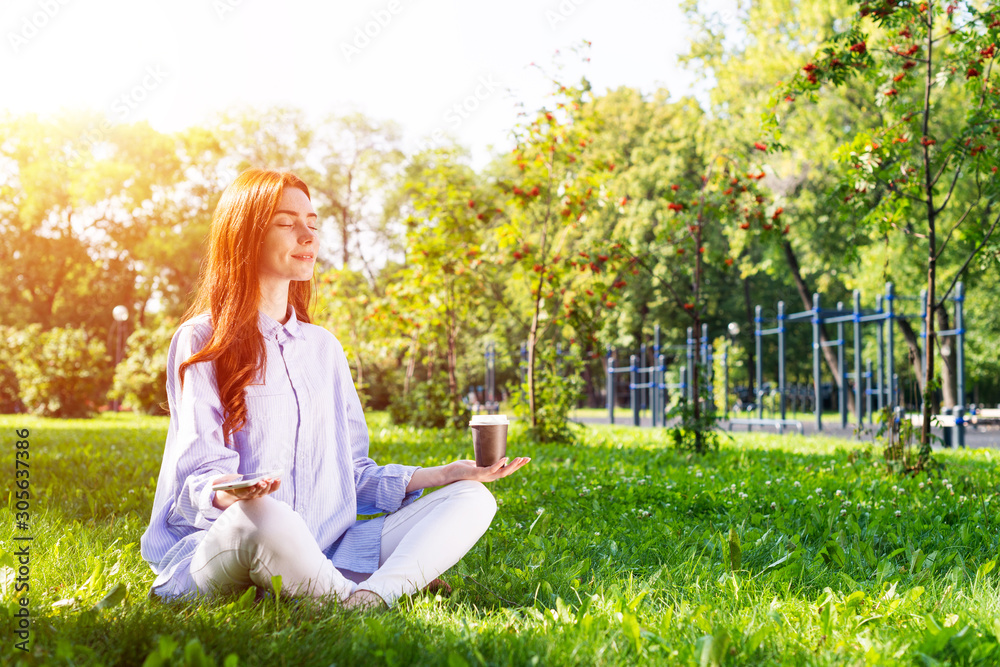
[258,187,318,286]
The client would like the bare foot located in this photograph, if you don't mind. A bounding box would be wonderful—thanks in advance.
[342,589,388,611]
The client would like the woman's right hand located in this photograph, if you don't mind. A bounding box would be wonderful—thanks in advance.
[211,475,282,511]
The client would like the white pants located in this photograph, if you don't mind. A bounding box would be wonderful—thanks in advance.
[189,480,497,607]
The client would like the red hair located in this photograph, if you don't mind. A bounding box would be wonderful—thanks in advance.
[179,169,314,445]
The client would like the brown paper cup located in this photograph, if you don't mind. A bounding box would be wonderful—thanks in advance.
[470,424,508,467]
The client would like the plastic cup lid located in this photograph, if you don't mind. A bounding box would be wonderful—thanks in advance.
[470,414,509,425]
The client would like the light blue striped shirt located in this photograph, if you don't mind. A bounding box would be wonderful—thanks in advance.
[140,306,421,599]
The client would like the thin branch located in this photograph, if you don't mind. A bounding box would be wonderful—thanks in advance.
[931,15,987,44]
[932,153,967,214]
[936,208,1000,308]
[935,201,978,261]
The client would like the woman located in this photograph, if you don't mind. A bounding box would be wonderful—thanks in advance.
[140,168,529,609]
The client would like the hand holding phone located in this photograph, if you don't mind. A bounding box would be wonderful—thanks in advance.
[211,469,283,492]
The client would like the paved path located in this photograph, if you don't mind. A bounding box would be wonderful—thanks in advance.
[571,413,1000,449]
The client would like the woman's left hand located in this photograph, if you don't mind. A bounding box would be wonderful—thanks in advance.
[448,457,531,483]
[406,457,531,492]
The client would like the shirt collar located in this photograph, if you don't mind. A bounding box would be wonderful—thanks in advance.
[258,304,306,343]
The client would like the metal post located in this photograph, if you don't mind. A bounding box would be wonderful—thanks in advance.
[920,288,928,415]
[875,295,884,414]
[679,365,687,413]
[723,339,730,419]
[702,323,711,413]
[956,282,966,448]
[640,340,648,412]
[606,346,615,425]
[687,327,695,403]
[653,325,661,427]
[853,290,862,430]
[812,293,822,431]
[866,359,873,425]
[886,283,896,408]
[630,354,640,427]
[778,301,786,431]
[658,354,667,427]
[755,305,763,421]
[837,301,847,428]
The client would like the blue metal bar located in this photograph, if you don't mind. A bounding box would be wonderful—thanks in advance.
[812,293,822,431]
[778,301,786,431]
[886,282,896,408]
[838,300,847,428]
[630,355,640,427]
[854,290,862,429]
[606,346,615,425]
[755,306,763,421]
[956,282,965,448]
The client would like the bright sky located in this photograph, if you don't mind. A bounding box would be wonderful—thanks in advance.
[0,0,725,166]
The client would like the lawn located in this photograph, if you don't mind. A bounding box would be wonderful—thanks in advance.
[3,412,1000,665]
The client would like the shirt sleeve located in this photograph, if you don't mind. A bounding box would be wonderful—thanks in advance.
[338,349,422,515]
[163,322,239,530]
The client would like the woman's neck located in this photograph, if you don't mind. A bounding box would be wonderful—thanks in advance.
[259,279,290,324]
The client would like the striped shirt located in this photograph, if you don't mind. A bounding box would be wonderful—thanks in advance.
[140,306,421,599]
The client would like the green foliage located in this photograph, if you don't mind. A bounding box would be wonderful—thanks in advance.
[110,319,176,415]
[666,396,722,455]
[7,325,113,417]
[388,378,471,430]
[510,346,584,444]
[0,328,24,413]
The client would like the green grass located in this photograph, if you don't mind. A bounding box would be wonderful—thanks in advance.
[3,413,1000,665]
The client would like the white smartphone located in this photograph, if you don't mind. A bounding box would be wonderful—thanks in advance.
[211,469,283,492]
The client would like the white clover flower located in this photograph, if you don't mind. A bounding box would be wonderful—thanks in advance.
[638,479,646,485]
[536,507,544,515]
[919,482,925,490]
[793,481,801,488]
[739,492,748,500]
[840,509,847,517]
[806,495,813,501]
[695,471,703,478]
[766,480,772,486]
[895,510,902,518]
[516,522,523,529]
[835,489,843,497]
[815,488,823,495]
[770,502,778,510]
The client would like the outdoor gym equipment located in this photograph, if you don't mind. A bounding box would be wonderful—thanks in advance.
[726,281,966,446]
[605,324,712,427]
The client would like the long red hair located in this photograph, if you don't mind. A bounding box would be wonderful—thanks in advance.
[179,169,314,445]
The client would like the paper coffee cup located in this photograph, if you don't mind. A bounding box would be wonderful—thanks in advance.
[470,414,509,466]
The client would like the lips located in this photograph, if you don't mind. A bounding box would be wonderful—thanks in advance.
[292,254,314,260]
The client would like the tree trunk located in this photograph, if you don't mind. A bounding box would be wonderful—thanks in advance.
[920,10,936,450]
[896,317,926,398]
[936,305,957,408]
[780,240,857,416]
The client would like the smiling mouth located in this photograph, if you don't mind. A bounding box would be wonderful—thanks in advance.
[293,255,315,260]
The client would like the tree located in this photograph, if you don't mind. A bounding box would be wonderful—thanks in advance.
[683,0,873,416]
[765,0,1000,455]
[483,63,627,434]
